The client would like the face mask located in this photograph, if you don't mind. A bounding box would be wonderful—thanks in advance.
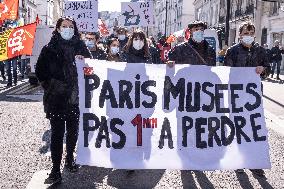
[85,40,95,48]
[110,46,119,55]
[133,40,144,50]
[60,28,74,40]
[242,35,254,45]
[192,30,204,43]
[118,35,126,41]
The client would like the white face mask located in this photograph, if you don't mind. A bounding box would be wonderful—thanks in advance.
[133,40,144,50]
[192,30,204,43]
[60,28,74,40]
[110,46,119,55]
[118,35,126,41]
[242,35,254,45]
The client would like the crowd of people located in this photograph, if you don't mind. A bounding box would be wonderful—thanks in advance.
[7,16,279,185]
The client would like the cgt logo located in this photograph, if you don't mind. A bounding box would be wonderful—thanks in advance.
[8,29,34,55]
[131,114,158,146]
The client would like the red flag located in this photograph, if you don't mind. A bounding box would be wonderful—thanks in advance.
[36,15,40,25]
[98,19,109,36]
[166,34,176,44]
[0,0,19,21]
[0,22,37,61]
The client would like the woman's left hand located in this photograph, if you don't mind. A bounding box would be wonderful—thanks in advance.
[75,55,84,60]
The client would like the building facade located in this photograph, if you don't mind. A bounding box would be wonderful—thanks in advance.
[36,0,54,25]
[155,0,195,38]
[18,0,37,25]
[194,0,284,46]
[194,0,284,68]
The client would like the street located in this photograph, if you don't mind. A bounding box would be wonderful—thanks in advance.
[0,73,283,189]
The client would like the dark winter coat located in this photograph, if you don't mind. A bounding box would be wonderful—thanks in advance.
[119,37,129,52]
[35,33,91,117]
[90,47,107,60]
[121,47,152,63]
[149,45,162,64]
[265,49,272,63]
[270,46,284,62]
[168,38,216,66]
[224,42,270,68]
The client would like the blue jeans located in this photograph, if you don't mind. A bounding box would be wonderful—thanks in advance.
[20,58,29,76]
[271,60,281,76]
[0,61,5,78]
[5,58,18,84]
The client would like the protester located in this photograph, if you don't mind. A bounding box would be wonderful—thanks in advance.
[157,35,171,63]
[117,27,129,52]
[168,20,216,66]
[263,44,272,68]
[121,30,152,63]
[35,16,91,184]
[106,38,121,62]
[5,56,19,87]
[224,21,270,177]
[270,40,284,80]
[85,32,107,60]
[20,55,29,79]
[0,61,6,81]
[147,38,162,64]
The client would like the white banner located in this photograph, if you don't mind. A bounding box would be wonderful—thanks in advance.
[120,1,154,27]
[64,0,98,32]
[76,59,271,170]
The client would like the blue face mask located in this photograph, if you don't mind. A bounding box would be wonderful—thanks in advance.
[192,30,204,43]
[60,28,74,40]
[110,46,119,55]
[85,40,95,48]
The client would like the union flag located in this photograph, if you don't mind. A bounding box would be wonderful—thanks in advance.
[0,22,37,61]
[0,0,19,22]
[98,19,109,36]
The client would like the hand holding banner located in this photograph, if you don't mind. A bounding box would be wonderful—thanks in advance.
[76,60,271,170]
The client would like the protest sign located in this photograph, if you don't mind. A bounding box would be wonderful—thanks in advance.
[120,1,154,27]
[0,22,37,61]
[204,29,220,56]
[76,60,271,170]
[64,0,98,32]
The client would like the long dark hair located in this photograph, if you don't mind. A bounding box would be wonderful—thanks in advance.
[123,30,150,57]
[106,38,119,54]
[52,16,80,37]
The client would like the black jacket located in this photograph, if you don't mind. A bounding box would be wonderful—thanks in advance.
[265,49,272,63]
[168,38,216,66]
[35,33,91,115]
[90,47,107,60]
[121,47,152,63]
[224,42,270,68]
[149,45,162,64]
[270,46,284,62]
[119,37,129,52]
